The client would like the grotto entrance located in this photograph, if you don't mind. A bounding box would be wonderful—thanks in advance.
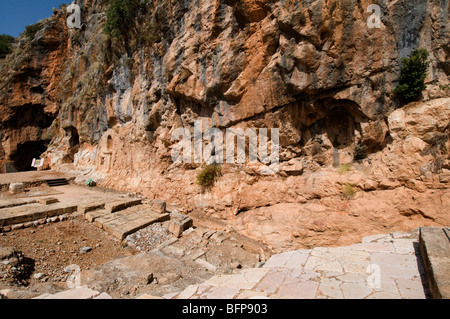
[323,99,365,166]
[326,107,357,150]
[302,99,364,167]
[61,126,80,164]
[10,140,50,172]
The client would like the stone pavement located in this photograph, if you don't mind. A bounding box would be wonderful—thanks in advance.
[161,230,428,299]
[32,287,112,299]
[0,171,73,190]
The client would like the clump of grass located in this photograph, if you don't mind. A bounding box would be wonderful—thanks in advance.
[342,183,356,200]
[337,163,352,174]
[196,164,221,190]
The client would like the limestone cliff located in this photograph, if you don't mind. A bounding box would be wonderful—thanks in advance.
[0,0,449,250]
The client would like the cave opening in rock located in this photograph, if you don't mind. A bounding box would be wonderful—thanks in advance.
[67,126,80,149]
[10,140,50,172]
[322,100,364,166]
[325,107,357,149]
[61,126,81,164]
[299,98,365,167]
[107,135,113,151]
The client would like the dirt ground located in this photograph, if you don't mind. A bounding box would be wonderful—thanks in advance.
[0,209,272,299]
[0,177,275,299]
[0,215,137,299]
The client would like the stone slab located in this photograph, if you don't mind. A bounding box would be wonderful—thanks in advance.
[85,210,110,223]
[0,204,51,226]
[0,199,37,209]
[104,199,142,213]
[195,258,217,272]
[277,280,319,299]
[78,201,106,214]
[419,226,450,299]
[38,197,59,205]
[101,212,170,240]
[93,292,113,299]
[199,286,240,299]
[34,287,101,299]
[0,202,75,226]
[370,252,420,279]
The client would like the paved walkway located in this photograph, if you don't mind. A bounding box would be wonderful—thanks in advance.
[160,231,428,299]
[28,230,429,299]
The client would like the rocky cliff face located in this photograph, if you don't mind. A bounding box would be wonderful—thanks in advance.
[0,0,449,251]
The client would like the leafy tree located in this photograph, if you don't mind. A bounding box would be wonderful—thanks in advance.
[0,34,15,59]
[393,49,430,104]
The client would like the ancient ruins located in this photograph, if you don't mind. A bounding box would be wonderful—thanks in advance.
[0,0,449,299]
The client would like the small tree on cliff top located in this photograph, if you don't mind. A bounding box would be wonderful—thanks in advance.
[393,49,430,104]
[0,34,15,59]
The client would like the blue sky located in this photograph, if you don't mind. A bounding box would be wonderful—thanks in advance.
[0,0,71,37]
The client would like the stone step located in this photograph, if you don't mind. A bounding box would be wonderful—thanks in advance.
[104,198,142,213]
[46,178,69,187]
[85,209,110,223]
[93,204,170,240]
[0,198,37,209]
[78,201,107,214]
[0,202,77,227]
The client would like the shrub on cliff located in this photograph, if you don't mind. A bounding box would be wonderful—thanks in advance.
[342,183,356,200]
[24,23,43,40]
[0,34,15,59]
[196,164,222,190]
[393,49,430,104]
[104,0,145,38]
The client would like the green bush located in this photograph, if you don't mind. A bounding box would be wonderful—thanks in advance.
[104,0,144,38]
[393,49,430,104]
[24,23,43,40]
[196,164,222,189]
[0,34,15,59]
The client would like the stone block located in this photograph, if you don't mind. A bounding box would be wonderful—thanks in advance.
[9,183,24,194]
[78,202,106,214]
[85,210,109,223]
[419,227,450,299]
[38,198,59,205]
[153,199,167,213]
[105,199,142,213]
[169,212,193,238]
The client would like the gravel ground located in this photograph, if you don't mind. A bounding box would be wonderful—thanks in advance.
[124,221,173,252]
